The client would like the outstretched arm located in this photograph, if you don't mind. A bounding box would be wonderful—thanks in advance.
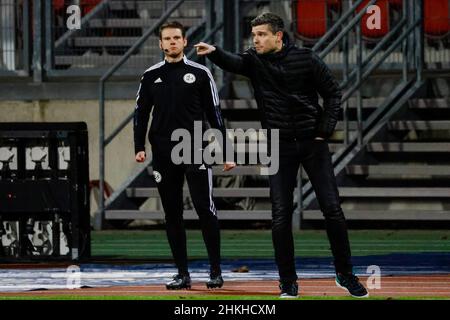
[195,42,251,77]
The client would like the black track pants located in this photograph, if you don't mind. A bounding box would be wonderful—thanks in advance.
[152,147,221,276]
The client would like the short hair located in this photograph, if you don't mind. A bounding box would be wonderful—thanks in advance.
[250,12,284,34]
[159,21,186,39]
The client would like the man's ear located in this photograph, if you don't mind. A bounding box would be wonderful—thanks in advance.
[159,40,163,50]
[183,37,187,48]
[276,31,283,43]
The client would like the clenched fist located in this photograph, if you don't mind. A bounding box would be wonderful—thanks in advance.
[135,151,146,162]
[223,162,237,172]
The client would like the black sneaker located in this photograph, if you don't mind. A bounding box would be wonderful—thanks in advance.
[279,281,299,298]
[166,274,191,290]
[335,273,369,298]
[206,274,224,289]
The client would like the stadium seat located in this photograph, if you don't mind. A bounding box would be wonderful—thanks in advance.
[328,0,342,11]
[81,0,102,15]
[53,0,102,14]
[424,0,450,38]
[356,0,390,40]
[294,0,329,40]
[52,0,64,11]
[388,0,403,9]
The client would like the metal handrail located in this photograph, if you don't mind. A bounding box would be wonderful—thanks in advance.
[339,16,407,89]
[315,0,422,154]
[316,0,378,59]
[341,20,420,103]
[312,0,369,52]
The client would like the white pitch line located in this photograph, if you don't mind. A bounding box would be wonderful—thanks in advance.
[1,282,449,294]
[92,240,450,242]
[92,249,450,252]
[0,283,448,290]
[92,240,450,243]
[92,244,450,247]
[7,290,450,296]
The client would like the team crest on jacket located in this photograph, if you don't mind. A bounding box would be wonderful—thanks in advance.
[183,73,196,83]
[153,170,162,183]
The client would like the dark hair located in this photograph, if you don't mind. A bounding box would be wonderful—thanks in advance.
[250,12,284,34]
[159,21,186,39]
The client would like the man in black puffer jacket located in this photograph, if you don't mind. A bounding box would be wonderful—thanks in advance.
[195,12,368,298]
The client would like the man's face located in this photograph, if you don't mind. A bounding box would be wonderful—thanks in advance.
[159,28,187,58]
[251,24,282,54]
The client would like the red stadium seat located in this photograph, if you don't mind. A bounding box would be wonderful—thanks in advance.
[81,0,102,15]
[295,0,328,40]
[356,0,390,40]
[328,0,342,10]
[424,0,450,38]
[52,0,64,11]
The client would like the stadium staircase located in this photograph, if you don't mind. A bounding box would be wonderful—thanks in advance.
[54,0,207,73]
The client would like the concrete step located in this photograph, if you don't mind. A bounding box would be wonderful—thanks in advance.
[346,164,450,177]
[127,187,450,198]
[220,99,258,110]
[367,142,450,153]
[147,165,267,176]
[227,121,357,130]
[126,187,271,198]
[303,210,450,221]
[109,0,205,15]
[408,98,450,109]
[55,54,160,66]
[146,165,310,179]
[221,98,449,110]
[338,187,450,198]
[227,121,262,130]
[88,17,201,28]
[105,209,450,221]
[74,37,140,47]
[106,210,272,220]
[387,121,450,130]
[379,98,447,109]
[227,120,450,131]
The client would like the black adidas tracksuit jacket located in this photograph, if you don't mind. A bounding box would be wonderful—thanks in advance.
[134,55,226,154]
[133,56,224,276]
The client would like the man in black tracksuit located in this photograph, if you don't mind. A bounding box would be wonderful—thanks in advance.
[134,22,235,290]
[195,13,368,298]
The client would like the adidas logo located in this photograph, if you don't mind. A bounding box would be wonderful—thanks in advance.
[199,164,206,170]
[154,77,162,83]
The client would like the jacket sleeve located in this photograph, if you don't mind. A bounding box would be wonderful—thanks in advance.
[311,52,342,139]
[201,70,234,162]
[133,74,153,154]
[202,71,225,134]
[207,46,251,77]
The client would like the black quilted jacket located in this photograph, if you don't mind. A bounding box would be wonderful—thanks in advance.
[207,37,342,141]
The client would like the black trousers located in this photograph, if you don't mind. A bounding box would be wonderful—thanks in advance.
[152,145,221,276]
[269,139,353,283]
